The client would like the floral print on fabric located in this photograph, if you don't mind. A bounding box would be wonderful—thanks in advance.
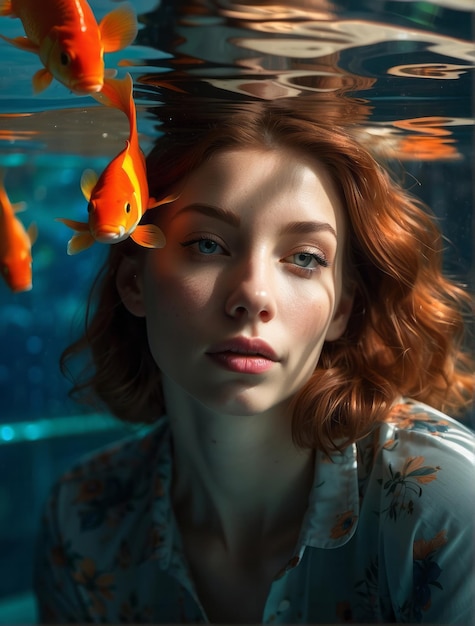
[380,456,441,520]
[398,530,448,621]
[34,400,475,624]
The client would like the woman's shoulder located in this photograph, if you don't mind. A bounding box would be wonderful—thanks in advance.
[380,398,474,451]
[359,398,474,455]
[357,398,475,509]
[46,416,172,516]
[357,399,474,495]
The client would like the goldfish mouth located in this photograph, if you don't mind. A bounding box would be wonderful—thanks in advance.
[70,79,103,95]
[94,226,126,241]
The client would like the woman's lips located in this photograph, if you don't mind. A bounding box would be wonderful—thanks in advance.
[207,337,279,374]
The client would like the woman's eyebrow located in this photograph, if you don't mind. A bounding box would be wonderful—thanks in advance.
[281,221,337,239]
[172,202,337,239]
[172,203,240,227]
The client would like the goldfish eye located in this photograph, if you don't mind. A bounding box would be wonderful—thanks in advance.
[125,202,131,213]
[60,52,70,66]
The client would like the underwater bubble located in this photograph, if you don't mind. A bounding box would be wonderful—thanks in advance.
[26,335,43,355]
[27,366,43,384]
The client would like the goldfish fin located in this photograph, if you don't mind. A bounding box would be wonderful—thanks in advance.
[104,68,118,79]
[147,191,181,209]
[93,74,133,118]
[27,222,38,246]
[130,224,166,248]
[66,232,95,255]
[99,3,138,53]
[0,34,39,53]
[32,68,53,93]
[56,218,92,254]
[11,201,27,213]
[80,169,99,200]
[56,217,90,232]
[0,1,13,16]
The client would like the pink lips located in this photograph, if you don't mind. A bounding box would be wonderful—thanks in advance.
[207,337,279,374]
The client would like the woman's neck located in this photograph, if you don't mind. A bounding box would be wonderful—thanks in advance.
[163,375,314,557]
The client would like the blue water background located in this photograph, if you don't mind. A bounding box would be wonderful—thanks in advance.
[0,0,473,620]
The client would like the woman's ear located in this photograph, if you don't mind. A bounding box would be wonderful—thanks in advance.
[115,255,146,318]
[325,289,354,342]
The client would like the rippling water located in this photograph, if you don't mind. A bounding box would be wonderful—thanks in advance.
[0,0,473,617]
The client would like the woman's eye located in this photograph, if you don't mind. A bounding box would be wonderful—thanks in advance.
[286,252,328,270]
[198,239,220,254]
[181,237,224,255]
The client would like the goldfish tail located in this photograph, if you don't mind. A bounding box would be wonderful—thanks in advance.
[130,224,166,248]
[93,73,135,122]
[99,3,138,53]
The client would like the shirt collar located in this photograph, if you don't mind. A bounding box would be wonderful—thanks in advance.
[297,443,359,550]
[149,417,360,564]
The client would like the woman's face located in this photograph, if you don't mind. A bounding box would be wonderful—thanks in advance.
[125,147,352,418]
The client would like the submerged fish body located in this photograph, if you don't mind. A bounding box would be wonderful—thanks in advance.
[0,172,37,292]
[0,0,138,93]
[58,73,176,254]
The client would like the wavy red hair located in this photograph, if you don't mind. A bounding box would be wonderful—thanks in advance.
[61,101,474,452]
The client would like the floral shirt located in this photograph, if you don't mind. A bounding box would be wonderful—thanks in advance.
[34,399,475,624]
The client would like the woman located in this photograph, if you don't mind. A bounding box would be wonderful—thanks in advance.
[35,101,475,624]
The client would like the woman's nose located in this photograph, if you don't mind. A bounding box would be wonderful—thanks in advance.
[224,258,276,323]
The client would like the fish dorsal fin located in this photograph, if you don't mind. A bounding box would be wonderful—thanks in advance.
[80,169,99,200]
[130,224,166,248]
[99,4,138,53]
[27,222,38,246]
[32,68,53,93]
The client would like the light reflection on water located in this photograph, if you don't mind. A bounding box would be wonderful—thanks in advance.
[0,0,473,615]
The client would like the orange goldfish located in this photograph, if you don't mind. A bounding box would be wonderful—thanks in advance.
[0,0,138,94]
[58,73,176,254]
[0,170,37,292]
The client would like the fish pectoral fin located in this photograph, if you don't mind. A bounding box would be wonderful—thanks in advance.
[147,191,181,209]
[12,201,27,213]
[32,68,53,93]
[99,3,138,53]
[67,232,95,255]
[56,217,90,232]
[104,68,118,79]
[0,34,39,53]
[0,1,14,17]
[80,170,99,200]
[130,225,166,248]
[27,222,38,246]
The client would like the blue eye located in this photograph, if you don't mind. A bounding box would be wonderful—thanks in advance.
[198,239,219,254]
[294,253,315,268]
[181,237,225,255]
[290,252,328,269]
